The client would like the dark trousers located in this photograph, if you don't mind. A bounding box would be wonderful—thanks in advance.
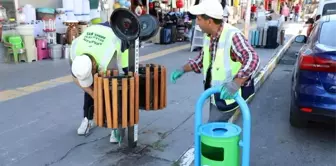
[83,68,129,120]
[83,92,94,120]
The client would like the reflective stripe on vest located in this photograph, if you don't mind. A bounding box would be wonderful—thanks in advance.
[202,24,242,105]
[71,38,118,71]
[70,25,121,72]
[121,49,129,68]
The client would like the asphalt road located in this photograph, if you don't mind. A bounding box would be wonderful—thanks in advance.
[237,43,336,166]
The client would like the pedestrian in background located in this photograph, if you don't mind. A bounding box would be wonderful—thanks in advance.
[281,3,290,21]
[294,3,301,22]
[258,2,266,12]
[251,3,257,20]
[221,0,230,23]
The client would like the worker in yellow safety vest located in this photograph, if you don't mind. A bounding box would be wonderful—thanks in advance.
[170,0,260,122]
[70,21,129,143]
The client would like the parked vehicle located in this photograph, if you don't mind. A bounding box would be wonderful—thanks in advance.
[318,0,336,16]
[290,14,336,128]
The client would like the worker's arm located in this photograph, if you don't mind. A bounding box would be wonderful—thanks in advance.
[182,63,194,73]
[72,76,94,98]
[183,49,204,73]
[70,61,94,98]
[231,32,260,86]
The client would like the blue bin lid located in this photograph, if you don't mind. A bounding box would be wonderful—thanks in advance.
[36,8,55,14]
[199,122,241,138]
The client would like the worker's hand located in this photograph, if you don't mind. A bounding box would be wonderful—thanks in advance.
[88,88,94,98]
[220,81,240,100]
[170,69,185,84]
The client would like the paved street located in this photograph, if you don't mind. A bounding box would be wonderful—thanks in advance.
[236,43,336,166]
[0,22,316,166]
[0,43,207,166]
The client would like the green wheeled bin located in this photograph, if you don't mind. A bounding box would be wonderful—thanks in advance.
[194,86,251,166]
[200,122,242,166]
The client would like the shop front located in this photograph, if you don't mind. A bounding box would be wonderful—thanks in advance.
[0,0,16,62]
[146,0,192,44]
[0,0,116,63]
[1,0,189,64]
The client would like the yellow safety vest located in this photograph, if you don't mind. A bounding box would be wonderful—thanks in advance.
[202,24,242,106]
[121,49,129,68]
[70,25,129,71]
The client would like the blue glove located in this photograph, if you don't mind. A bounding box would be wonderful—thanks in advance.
[170,69,185,84]
[220,81,240,100]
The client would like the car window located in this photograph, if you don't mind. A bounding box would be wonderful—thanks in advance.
[319,20,336,47]
[322,3,336,16]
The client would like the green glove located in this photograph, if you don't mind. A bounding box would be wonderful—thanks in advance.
[220,81,240,100]
[170,68,185,84]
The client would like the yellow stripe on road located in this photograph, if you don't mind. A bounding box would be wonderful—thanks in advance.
[0,44,189,102]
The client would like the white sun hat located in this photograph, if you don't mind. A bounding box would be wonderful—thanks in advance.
[71,55,93,88]
[188,0,224,20]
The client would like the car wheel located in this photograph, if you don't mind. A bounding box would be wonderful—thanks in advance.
[289,98,308,128]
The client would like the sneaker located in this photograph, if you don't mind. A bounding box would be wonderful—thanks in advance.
[88,120,96,128]
[110,129,123,143]
[77,117,93,135]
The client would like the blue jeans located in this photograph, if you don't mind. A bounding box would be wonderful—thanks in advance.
[294,13,299,22]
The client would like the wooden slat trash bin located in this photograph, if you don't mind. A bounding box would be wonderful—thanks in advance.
[138,64,167,111]
[93,70,139,129]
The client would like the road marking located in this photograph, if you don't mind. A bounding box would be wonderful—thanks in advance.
[179,147,194,166]
[0,44,189,102]
[141,42,154,47]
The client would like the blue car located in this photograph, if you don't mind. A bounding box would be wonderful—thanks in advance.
[290,14,336,128]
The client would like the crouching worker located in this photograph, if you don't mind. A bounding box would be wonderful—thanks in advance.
[70,22,129,143]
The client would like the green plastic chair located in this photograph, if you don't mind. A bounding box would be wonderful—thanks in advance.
[5,35,25,63]
[91,18,102,25]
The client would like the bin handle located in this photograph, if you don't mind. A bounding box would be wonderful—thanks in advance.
[194,86,251,166]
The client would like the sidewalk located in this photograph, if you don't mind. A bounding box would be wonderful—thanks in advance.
[0,22,303,166]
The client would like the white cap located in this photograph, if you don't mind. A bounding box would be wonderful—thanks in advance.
[188,0,224,20]
[71,55,93,88]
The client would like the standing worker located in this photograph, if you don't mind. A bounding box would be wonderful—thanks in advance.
[170,0,260,123]
[70,20,129,143]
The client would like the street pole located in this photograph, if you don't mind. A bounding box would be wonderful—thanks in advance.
[244,0,252,38]
[127,38,140,148]
[147,0,150,14]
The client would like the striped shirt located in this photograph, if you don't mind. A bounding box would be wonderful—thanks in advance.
[188,22,260,86]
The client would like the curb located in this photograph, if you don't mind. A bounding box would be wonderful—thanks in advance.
[176,25,304,166]
[253,36,296,92]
